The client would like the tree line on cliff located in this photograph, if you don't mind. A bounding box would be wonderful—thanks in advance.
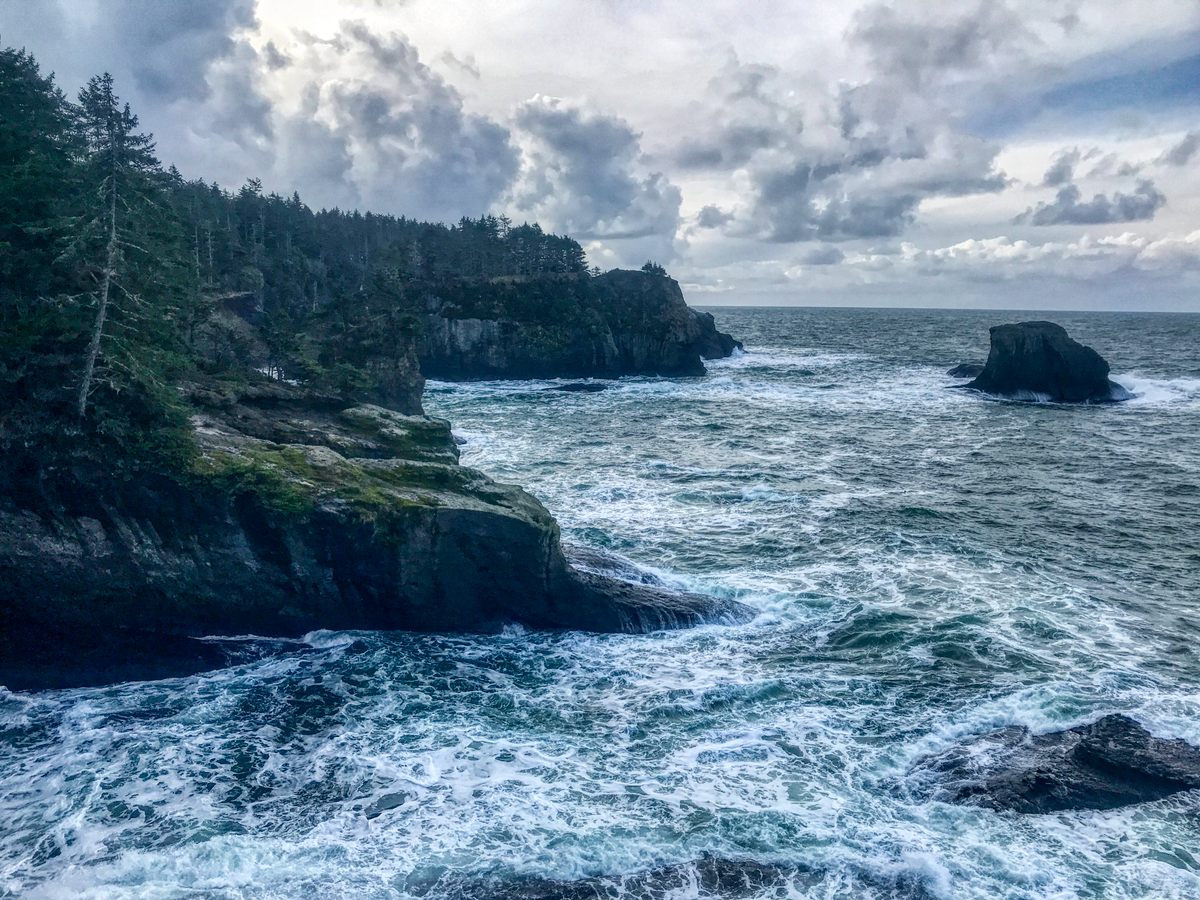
[0,46,597,482]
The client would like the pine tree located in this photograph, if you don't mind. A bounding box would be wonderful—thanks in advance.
[68,73,188,426]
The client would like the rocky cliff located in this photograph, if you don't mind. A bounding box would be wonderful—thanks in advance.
[0,380,749,690]
[415,270,741,379]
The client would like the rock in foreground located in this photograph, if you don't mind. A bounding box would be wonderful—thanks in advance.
[964,321,1131,402]
[911,714,1200,813]
[0,381,751,691]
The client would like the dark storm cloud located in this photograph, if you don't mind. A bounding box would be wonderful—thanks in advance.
[108,0,257,101]
[1017,180,1166,225]
[511,97,681,253]
[1159,130,1200,166]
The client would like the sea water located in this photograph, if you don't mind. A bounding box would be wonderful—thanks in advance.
[2,307,1199,898]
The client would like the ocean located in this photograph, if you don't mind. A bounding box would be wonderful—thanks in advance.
[2,306,1199,898]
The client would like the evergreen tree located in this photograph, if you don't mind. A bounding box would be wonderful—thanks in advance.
[0,47,77,300]
[67,73,187,423]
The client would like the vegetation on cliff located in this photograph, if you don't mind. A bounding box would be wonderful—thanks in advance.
[0,46,599,488]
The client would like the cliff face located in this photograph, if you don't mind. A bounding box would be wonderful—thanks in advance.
[416,270,741,379]
[0,380,748,689]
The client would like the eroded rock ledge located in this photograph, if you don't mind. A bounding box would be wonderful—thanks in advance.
[0,380,750,690]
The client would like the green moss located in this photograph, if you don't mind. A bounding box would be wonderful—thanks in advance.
[339,407,458,463]
[191,449,315,518]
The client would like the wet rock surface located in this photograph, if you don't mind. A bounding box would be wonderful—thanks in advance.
[911,714,1200,813]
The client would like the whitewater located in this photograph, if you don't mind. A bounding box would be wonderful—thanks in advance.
[2,306,1198,898]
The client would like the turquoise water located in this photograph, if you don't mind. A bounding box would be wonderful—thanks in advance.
[2,307,1199,898]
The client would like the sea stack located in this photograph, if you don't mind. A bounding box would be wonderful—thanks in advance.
[965,321,1132,403]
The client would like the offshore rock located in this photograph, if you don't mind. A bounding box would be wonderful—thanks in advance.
[964,321,1131,403]
[911,714,1200,813]
[0,381,751,691]
[416,270,740,379]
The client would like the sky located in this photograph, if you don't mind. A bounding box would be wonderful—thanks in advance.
[3,0,1199,309]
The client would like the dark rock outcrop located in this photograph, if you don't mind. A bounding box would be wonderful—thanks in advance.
[911,714,1200,813]
[0,381,751,691]
[415,270,740,380]
[946,363,984,379]
[691,309,744,360]
[963,321,1131,403]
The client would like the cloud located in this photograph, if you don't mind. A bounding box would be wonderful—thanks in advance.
[798,246,846,265]
[672,3,1021,245]
[509,96,682,261]
[696,205,734,229]
[1016,180,1166,225]
[868,230,1200,279]
[1043,148,1081,186]
[850,0,1032,89]
[107,0,257,101]
[1159,130,1200,166]
[182,21,519,220]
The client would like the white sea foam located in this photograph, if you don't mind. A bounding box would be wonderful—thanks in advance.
[5,310,1199,898]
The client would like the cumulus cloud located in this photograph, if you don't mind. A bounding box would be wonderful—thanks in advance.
[186,22,519,220]
[798,246,846,265]
[1016,180,1166,225]
[509,96,682,261]
[107,0,257,101]
[672,3,1022,244]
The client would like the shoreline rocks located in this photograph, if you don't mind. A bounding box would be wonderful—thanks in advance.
[911,714,1200,813]
[962,321,1131,403]
[0,380,751,691]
